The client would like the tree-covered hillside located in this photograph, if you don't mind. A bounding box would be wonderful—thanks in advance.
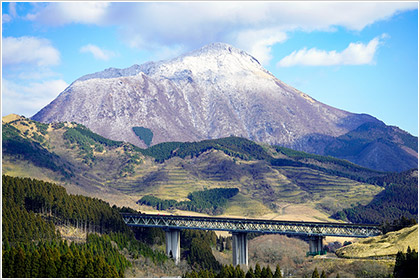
[140,136,271,163]
[2,116,417,225]
[2,175,167,278]
[332,169,418,224]
[137,188,239,215]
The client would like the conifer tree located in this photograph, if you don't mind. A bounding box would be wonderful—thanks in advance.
[266,265,274,278]
[84,252,95,278]
[274,264,282,278]
[14,247,27,277]
[320,270,326,278]
[45,256,58,277]
[30,249,41,278]
[246,267,255,278]
[254,263,262,278]
[312,267,320,278]
[235,264,245,278]
[261,266,268,278]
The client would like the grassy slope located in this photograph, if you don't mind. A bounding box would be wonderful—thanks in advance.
[336,224,418,258]
[2,115,385,222]
[213,234,395,278]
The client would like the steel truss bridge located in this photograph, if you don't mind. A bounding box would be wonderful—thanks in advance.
[121,213,382,237]
[121,213,382,266]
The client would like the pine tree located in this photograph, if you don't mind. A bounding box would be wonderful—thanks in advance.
[312,267,320,278]
[246,267,255,278]
[266,265,273,278]
[45,256,58,277]
[227,264,235,278]
[84,252,95,278]
[394,246,418,278]
[320,270,326,278]
[261,266,268,278]
[14,247,27,277]
[219,265,229,278]
[254,263,262,278]
[274,264,282,278]
[2,248,14,278]
[30,249,41,278]
[235,265,245,278]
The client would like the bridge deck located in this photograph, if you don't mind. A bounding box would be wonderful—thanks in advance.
[121,213,382,238]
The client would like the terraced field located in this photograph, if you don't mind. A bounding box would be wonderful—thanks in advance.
[2,115,387,222]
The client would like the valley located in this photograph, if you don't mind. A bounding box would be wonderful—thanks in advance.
[3,114,385,222]
[2,114,418,278]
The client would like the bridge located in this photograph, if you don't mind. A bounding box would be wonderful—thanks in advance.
[121,213,382,266]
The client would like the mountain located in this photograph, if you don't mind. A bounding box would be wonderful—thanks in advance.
[3,115,389,221]
[31,42,417,172]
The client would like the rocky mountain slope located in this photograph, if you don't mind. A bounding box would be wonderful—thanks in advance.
[31,43,417,172]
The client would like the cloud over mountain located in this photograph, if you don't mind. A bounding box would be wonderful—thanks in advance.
[277,34,387,67]
[24,2,416,65]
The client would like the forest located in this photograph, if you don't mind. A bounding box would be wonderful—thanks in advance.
[331,169,418,225]
[2,175,242,278]
[132,126,154,147]
[139,136,270,163]
[2,175,167,278]
[137,187,239,214]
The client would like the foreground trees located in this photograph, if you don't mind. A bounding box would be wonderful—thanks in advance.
[393,246,418,278]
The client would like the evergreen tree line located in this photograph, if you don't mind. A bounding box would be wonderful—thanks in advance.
[184,263,283,278]
[137,187,239,214]
[2,175,129,245]
[311,267,329,278]
[140,136,270,163]
[2,234,130,278]
[181,229,221,271]
[2,175,168,278]
[63,124,123,149]
[331,170,418,225]
[393,246,418,278]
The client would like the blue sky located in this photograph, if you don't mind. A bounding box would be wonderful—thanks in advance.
[2,1,419,136]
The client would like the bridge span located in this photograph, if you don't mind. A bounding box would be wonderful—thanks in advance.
[121,213,382,266]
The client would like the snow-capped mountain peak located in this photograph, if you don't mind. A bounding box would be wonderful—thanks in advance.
[33,42,395,170]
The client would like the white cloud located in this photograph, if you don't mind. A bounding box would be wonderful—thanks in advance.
[24,2,417,65]
[2,79,69,117]
[2,36,60,66]
[2,2,17,23]
[9,2,17,18]
[26,2,109,25]
[277,35,387,67]
[2,14,12,23]
[80,44,116,61]
[235,28,288,65]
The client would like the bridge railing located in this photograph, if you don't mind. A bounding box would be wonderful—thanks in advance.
[121,213,382,238]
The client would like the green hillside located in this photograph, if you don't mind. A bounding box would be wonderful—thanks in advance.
[1,175,168,278]
[2,115,416,224]
[335,224,418,258]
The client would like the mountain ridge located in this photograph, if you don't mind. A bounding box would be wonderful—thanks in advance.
[32,42,417,172]
[3,115,388,220]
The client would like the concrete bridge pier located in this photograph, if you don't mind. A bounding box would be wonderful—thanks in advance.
[165,229,180,264]
[232,232,248,266]
[308,235,324,255]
